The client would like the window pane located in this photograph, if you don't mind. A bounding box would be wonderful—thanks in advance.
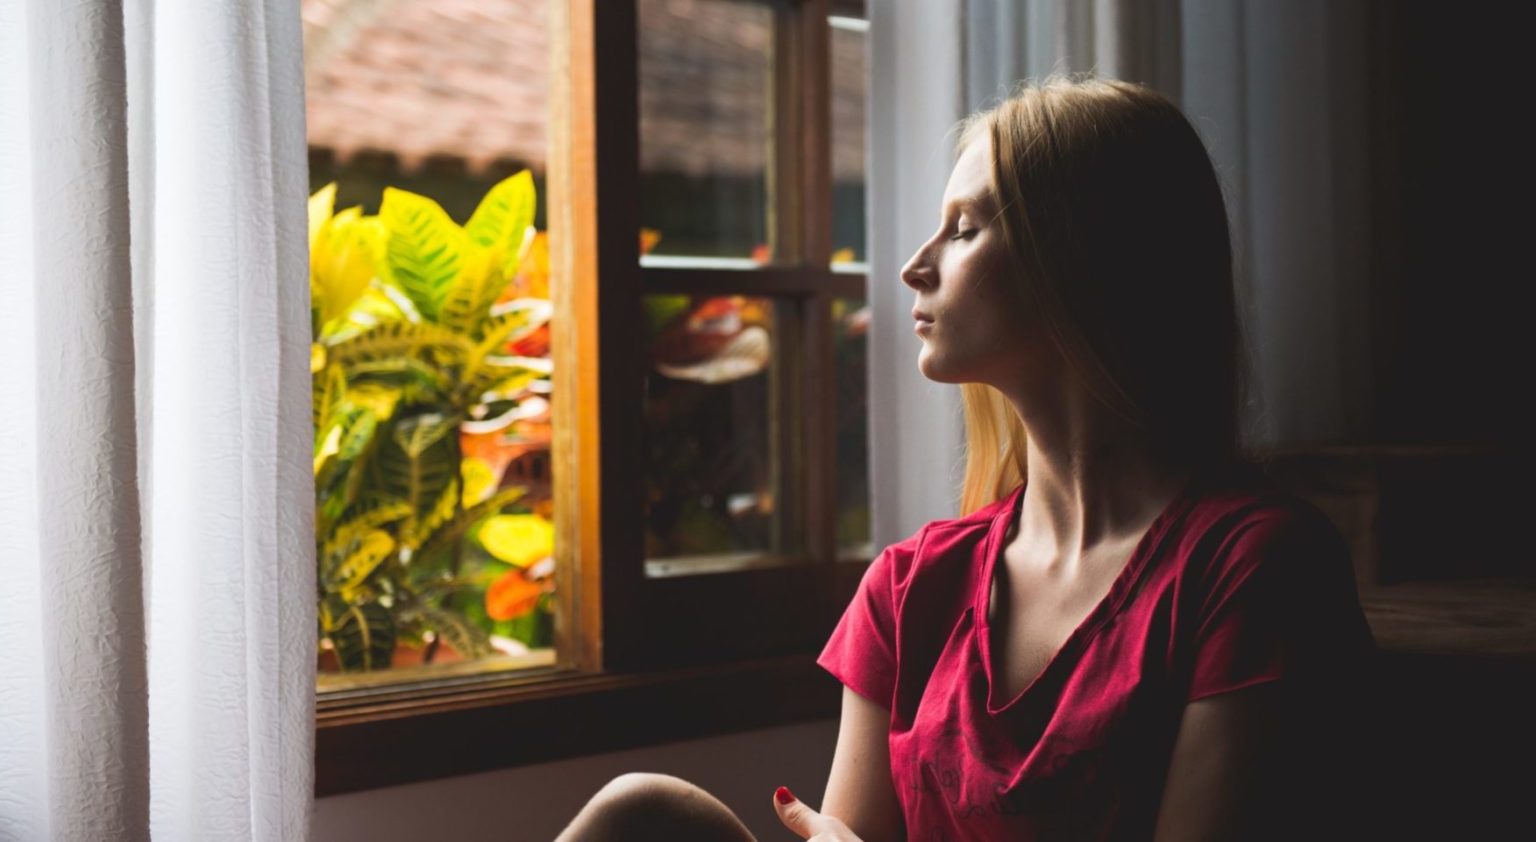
[639,0,774,264]
[643,295,797,575]
[835,298,873,557]
[304,0,558,689]
[830,13,868,269]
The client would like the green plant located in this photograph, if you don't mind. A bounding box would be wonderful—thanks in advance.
[310,173,555,671]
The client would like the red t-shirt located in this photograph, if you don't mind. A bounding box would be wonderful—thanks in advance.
[817,466,1377,841]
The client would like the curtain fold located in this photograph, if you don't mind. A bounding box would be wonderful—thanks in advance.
[0,1,314,839]
[1,3,149,839]
[866,0,969,545]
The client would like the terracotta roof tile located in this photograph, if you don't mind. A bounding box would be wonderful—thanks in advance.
[303,0,865,180]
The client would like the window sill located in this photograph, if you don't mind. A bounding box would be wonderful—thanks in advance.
[1360,577,1536,662]
[315,652,841,796]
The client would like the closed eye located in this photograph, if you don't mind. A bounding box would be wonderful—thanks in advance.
[950,228,978,241]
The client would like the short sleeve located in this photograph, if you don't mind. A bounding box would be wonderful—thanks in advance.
[1186,505,1377,704]
[816,535,914,709]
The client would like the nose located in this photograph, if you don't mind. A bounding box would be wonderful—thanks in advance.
[900,241,936,292]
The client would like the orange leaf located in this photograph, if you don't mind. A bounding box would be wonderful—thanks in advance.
[509,323,549,357]
[486,568,543,621]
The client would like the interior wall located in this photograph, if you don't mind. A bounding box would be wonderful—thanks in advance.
[313,718,839,841]
[1364,0,1522,449]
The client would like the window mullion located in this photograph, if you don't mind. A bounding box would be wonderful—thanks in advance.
[768,3,808,563]
[550,0,645,673]
[770,4,805,265]
[799,0,833,268]
[799,0,838,565]
[641,265,862,298]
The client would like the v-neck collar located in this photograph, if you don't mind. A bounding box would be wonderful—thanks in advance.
[973,473,1199,715]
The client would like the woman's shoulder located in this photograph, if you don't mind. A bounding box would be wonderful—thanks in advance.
[1186,461,1341,537]
[870,486,1019,585]
[1178,461,1354,580]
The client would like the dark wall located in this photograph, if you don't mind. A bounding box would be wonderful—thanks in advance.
[1367,1,1523,449]
[308,149,547,229]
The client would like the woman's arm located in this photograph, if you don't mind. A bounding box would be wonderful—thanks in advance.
[1151,683,1299,842]
[820,686,906,842]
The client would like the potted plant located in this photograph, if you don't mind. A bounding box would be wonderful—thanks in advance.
[310,172,556,672]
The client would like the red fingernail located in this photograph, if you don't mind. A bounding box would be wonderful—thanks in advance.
[776,786,795,805]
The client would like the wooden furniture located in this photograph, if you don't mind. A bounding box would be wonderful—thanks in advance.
[1258,446,1533,839]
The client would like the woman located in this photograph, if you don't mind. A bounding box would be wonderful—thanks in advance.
[556,76,1377,842]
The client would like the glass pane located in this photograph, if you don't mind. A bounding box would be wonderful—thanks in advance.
[304,0,558,689]
[830,13,868,269]
[643,295,794,575]
[639,0,774,264]
[835,298,873,558]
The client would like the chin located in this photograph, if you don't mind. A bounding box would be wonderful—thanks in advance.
[918,342,1012,387]
[916,347,969,384]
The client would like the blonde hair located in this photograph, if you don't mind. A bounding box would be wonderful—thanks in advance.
[955,75,1251,516]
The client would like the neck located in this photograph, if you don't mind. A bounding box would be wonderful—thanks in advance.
[1001,382,1192,563]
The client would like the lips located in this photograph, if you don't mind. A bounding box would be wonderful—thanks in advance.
[911,308,934,324]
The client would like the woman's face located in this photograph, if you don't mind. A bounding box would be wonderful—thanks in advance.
[901,133,1040,386]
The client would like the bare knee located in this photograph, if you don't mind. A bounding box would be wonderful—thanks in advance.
[592,772,691,815]
[558,773,755,842]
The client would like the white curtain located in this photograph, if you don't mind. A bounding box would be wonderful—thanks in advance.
[0,1,314,840]
[868,0,1374,546]
[866,0,970,546]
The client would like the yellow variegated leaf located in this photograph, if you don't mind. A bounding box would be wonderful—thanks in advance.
[416,487,527,562]
[335,409,378,463]
[379,187,466,322]
[465,171,536,274]
[478,514,554,568]
[439,242,506,336]
[466,355,552,401]
[391,413,458,460]
[372,412,457,517]
[322,283,415,344]
[325,600,394,672]
[473,299,553,361]
[309,182,336,252]
[401,479,459,552]
[478,376,540,404]
[314,207,383,324]
[324,498,413,555]
[328,529,395,599]
[461,457,496,506]
[314,363,345,431]
[346,383,403,422]
[314,424,342,473]
[485,355,553,374]
[327,321,469,369]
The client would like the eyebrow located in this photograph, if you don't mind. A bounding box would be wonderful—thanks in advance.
[944,195,987,214]
[944,193,1006,225]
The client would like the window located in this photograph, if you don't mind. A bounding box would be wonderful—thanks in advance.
[305,0,560,691]
[307,0,870,794]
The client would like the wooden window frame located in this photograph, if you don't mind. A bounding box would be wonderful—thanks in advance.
[316,0,871,796]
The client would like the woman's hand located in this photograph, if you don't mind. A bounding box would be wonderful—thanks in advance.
[773,787,865,841]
